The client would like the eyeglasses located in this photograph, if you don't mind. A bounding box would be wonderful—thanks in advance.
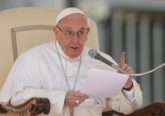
[57,26,88,39]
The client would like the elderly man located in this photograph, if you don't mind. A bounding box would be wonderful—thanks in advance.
[0,7,142,116]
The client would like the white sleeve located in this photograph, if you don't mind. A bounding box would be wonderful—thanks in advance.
[108,79,143,114]
[11,87,66,114]
[122,87,135,102]
[0,53,66,114]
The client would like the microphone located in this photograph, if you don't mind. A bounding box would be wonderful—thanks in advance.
[88,49,114,67]
[88,49,165,77]
[88,49,126,74]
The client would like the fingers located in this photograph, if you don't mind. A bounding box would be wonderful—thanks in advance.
[118,52,134,89]
[65,91,88,107]
[119,64,134,73]
[120,52,126,65]
[119,52,134,73]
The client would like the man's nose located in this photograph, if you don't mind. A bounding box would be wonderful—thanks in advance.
[72,33,79,42]
[74,32,80,38]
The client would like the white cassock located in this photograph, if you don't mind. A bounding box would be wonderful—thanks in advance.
[0,41,142,116]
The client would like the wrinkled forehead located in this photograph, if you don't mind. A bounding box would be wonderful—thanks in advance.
[58,14,88,27]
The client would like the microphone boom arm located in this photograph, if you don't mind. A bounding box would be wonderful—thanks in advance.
[112,63,165,77]
[88,49,165,77]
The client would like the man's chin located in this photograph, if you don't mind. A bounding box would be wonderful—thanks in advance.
[67,48,82,58]
[69,52,81,58]
[69,54,80,58]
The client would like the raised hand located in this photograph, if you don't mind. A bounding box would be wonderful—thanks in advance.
[118,52,134,90]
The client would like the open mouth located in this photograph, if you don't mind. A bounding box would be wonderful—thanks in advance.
[70,46,79,49]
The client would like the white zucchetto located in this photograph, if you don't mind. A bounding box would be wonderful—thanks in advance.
[55,7,86,25]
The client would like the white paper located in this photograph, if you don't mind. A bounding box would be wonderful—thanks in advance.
[81,68,129,98]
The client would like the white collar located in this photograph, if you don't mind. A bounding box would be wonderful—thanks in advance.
[55,41,82,61]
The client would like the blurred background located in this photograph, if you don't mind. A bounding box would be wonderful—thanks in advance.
[0,0,165,106]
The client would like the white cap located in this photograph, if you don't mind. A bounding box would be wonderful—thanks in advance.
[55,7,86,25]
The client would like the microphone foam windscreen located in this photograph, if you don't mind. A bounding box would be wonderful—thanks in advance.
[88,49,97,58]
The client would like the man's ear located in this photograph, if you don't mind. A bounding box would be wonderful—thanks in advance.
[53,26,60,41]
[53,26,57,33]
[85,27,90,41]
[87,27,90,34]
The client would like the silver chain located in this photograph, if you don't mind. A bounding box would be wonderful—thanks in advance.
[55,41,82,116]
[55,41,82,91]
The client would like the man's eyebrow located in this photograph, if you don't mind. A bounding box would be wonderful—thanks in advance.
[64,27,86,30]
[64,27,72,29]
